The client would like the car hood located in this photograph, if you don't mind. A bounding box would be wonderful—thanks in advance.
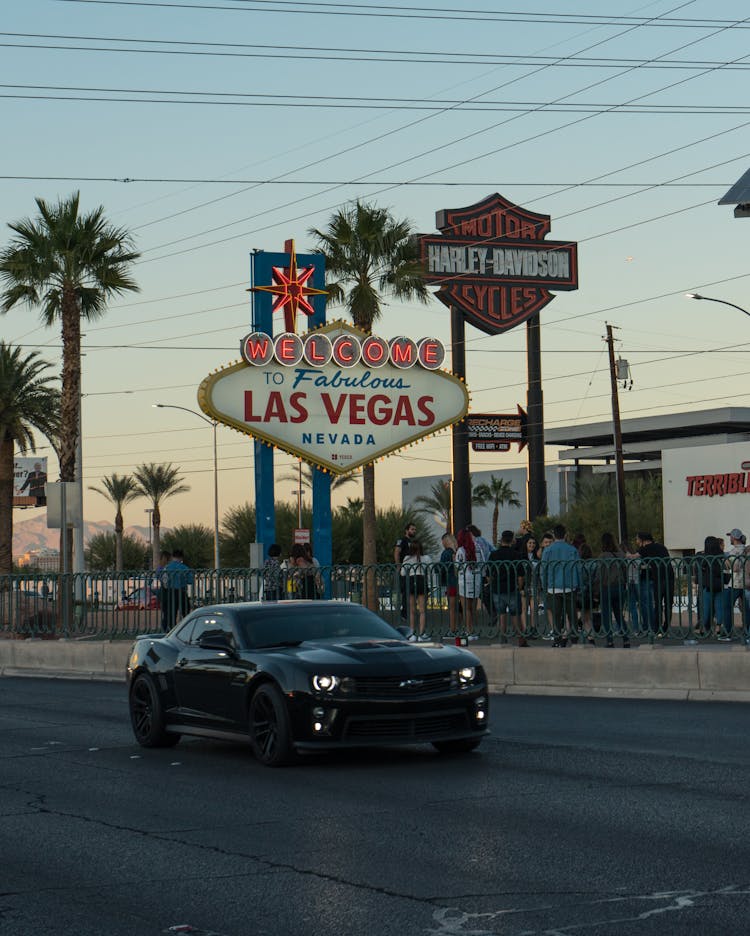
[270,638,481,671]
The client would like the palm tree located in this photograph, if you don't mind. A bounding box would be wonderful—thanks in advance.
[88,473,139,572]
[412,480,452,529]
[0,343,59,575]
[132,463,190,568]
[309,201,429,605]
[0,192,139,493]
[162,524,214,569]
[85,531,149,572]
[473,475,522,546]
[412,476,493,531]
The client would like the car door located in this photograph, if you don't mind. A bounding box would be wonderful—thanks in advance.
[173,614,243,726]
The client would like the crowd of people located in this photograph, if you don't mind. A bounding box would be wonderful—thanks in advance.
[394,522,750,647]
[262,542,323,603]
[154,525,750,645]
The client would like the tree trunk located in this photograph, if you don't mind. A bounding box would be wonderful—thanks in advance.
[0,434,14,576]
[59,289,81,577]
[362,462,378,611]
[492,504,499,548]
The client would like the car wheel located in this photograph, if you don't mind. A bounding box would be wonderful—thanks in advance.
[248,683,296,767]
[432,738,481,755]
[129,673,180,748]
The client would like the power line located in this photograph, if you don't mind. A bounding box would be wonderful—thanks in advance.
[6,85,750,114]
[6,34,750,70]
[48,0,750,28]
[0,174,732,186]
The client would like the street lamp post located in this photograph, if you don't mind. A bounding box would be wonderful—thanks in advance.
[153,403,220,570]
[145,508,154,551]
[685,293,750,317]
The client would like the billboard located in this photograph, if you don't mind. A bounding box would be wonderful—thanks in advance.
[199,322,469,475]
[13,457,48,507]
[467,409,527,452]
[418,192,579,335]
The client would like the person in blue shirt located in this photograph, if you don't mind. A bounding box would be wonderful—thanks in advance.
[160,549,195,631]
[540,524,581,647]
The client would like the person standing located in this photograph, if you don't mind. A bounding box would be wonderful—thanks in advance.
[535,531,555,638]
[693,536,727,639]
[724,528,746,637]
[540,524,581,647]
[598,533,628,648]
[394,522,417,622]
[488,530,526,646]
[155,549,172,630]
[161,549,194,631]
[290,543,320,599]
[522,535,542,634]
[636,532,672,637]
[262,544,283,601]
[401,539,433,641]
[455,528,482,641]
[438,532,459,636]
[469,524,495,626]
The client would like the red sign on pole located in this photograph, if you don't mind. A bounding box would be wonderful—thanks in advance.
[293,528,311,545]
[467,407,527,452]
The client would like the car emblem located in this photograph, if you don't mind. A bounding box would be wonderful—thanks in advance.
[399,678,424,689]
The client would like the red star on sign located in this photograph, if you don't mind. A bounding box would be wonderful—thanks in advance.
[250,240,327,332]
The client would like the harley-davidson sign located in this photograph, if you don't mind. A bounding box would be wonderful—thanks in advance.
[198,322,469,475]
[419,192,579,335]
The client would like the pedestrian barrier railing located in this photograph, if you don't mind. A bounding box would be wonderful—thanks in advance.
[1,555,748,644]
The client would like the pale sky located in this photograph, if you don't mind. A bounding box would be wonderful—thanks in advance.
[3,0,750,532]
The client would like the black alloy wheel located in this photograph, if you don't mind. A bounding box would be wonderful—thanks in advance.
[248,683,295,767]
[432,738,481,755]
[129,673,180,748]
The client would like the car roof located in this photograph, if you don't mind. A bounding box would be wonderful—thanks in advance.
[192,600,360,616]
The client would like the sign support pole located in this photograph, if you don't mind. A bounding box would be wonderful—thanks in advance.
[450,306,471,533]
[527,313,547,519]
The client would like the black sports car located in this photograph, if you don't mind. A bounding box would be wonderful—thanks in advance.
[126,600,488,766]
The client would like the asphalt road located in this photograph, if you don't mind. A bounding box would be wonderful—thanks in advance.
[1,678,749,936]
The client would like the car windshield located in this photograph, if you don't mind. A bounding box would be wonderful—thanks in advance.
[235,603,403,649]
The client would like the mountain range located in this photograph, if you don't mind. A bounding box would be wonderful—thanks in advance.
[13,514,151,556]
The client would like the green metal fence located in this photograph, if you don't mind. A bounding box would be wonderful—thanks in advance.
[1,556,748,644]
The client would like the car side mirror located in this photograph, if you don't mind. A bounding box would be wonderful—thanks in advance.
[395,625,411,639]
[198,633,236,656]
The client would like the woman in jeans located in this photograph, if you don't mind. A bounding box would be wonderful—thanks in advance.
[455,528,482,641]
[598,532,628,647]
[693,536,728,639]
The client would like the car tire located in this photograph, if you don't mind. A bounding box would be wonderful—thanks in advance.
[432,738,481,755]
[248,683,296,767]
[129,673,180,748]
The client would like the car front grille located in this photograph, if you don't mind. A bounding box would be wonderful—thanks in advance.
[349,672,453,697]
[343,711,470,741]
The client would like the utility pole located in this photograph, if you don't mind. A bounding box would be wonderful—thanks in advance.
[605,323,628,544]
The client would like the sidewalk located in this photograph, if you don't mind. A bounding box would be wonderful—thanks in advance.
[2,635,749,702]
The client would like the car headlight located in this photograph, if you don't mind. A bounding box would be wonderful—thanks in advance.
[457,666,476,685]
[311,674,340,693]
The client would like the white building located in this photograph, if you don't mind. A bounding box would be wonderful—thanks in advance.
[546,407,750,554]
[403,408,750,553]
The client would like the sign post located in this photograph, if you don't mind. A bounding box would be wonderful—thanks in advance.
[419,193,578,523]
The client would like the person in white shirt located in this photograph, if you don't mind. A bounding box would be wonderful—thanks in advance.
[401,540,433,641]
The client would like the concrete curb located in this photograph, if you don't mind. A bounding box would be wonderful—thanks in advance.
[1,639,749,702]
